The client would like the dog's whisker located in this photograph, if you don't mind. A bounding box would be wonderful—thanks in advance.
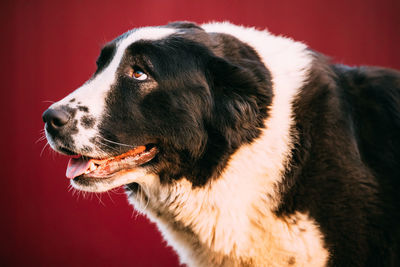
[68,184,74,193]
[106,191,115,204]
[94,192,106,206]
[96,139,121,153]
[35,135,47,144]
[112,188,126,195]
[40,142,50,157]
[97,135,134,148]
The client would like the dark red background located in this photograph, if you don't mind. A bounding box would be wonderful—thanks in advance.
[1,0,399,266]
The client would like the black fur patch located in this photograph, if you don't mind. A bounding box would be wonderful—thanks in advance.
[95,43,116,75]
[98,29,272,186]
[81,115,95,129]
[276,53,400,266]
[77,106,89,112]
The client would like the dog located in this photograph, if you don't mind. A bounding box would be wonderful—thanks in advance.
[43,21,400,266]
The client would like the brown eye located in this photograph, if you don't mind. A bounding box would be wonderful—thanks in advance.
[129,68,147,81]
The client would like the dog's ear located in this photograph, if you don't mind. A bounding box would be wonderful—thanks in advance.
[167,21,204,30]
[206,56,272,147]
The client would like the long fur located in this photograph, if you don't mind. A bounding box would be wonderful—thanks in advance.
[43,22,400,266]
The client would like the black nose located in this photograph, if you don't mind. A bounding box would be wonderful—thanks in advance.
[42,108,70,130]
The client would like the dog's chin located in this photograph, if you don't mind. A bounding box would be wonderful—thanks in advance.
[70,167,151,192]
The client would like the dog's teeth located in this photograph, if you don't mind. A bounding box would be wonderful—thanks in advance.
[89,162,97,171]
[84,162,97,174]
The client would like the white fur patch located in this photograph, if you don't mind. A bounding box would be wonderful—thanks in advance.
[46,27,176,157]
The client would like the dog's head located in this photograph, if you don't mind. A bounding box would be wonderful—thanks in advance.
[43,22,272,192]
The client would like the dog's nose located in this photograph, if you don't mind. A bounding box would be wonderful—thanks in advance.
[42,108,70,130]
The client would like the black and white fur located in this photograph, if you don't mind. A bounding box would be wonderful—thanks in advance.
[43,22,400,266]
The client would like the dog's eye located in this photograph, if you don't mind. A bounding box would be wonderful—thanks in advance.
[129,68,147,81]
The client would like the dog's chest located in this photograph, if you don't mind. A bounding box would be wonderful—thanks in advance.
[128,178,329,267]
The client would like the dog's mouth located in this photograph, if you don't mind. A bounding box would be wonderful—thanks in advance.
[66,144,158,180]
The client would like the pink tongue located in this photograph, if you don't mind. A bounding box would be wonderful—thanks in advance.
[66,158,91,179]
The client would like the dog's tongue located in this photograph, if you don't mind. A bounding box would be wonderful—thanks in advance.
[66,158,108,179]
[66,158,91,179]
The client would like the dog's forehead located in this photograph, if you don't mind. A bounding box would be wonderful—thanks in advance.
[113,26,177,60]
[100,26,177,78]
